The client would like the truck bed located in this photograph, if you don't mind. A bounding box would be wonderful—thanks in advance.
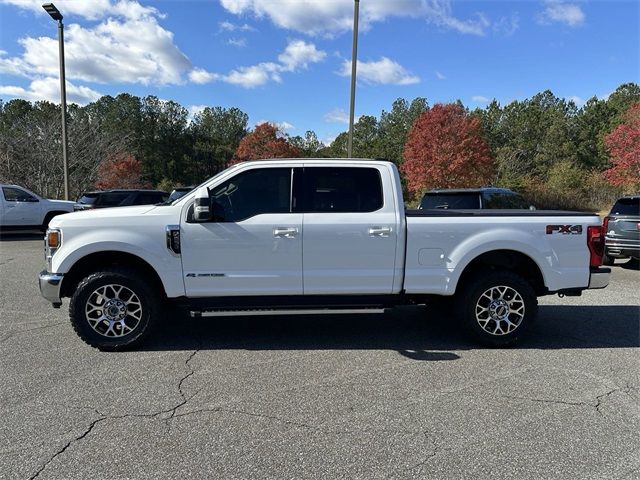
[406,209,597,217]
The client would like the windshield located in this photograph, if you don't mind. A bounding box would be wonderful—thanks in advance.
[77,193,99,204]
[167,165,238,205]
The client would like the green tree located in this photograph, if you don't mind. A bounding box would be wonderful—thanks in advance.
[377,97,428,165]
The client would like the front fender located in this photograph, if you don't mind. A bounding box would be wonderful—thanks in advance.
[53,231,185,298]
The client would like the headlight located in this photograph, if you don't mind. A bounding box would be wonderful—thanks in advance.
[44,228,62,271]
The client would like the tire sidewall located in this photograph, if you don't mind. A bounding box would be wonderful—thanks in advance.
[460,271,537,347]
[70,269,156,350]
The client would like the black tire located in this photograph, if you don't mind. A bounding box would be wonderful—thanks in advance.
[456,271,537,347]
[69,267,160,351]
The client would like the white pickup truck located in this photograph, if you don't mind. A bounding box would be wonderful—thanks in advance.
[0,184,76,231]
[39,159,610,350]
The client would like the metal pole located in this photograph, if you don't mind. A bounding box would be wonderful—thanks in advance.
[58,19,69,200]
[347,0,359,158]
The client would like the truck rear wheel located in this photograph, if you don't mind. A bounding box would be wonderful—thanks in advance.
[69,268,159,351]
[457,271,537,347]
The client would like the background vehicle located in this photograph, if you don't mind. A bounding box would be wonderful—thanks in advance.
[603,195,640,265]
[0,184,75,231]
[75,189,168,211]
[419,187,533,210]
[40,159,608,351]
[168,186,195,203]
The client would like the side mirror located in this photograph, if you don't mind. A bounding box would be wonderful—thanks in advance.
[193,186,212,222]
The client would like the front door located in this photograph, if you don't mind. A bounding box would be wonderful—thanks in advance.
[1,186,41,226]
[180,166,303,297]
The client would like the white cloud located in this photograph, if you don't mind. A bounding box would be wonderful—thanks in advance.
[0,77,102,104]
[227,37,247,47]
[339,57,419,86]
[278,40,326,71]
[0,0,161,21]
[323,108,359,124]
[219,20,256,32]
[537,1,585,27]
[190,39,326,88]
[188,104,208,118]
[188,68,220,84]
[219,0,494,36]
[256,119,295,131]
[471,95,490,103]
[567,95,585,107]
[493,13,520,36]
[435,71,446,80]
[0,4,192,86]
[225,62,282,88]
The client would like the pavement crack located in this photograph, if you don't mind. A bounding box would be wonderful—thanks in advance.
[0,322,64,344]
[30,416,106,480]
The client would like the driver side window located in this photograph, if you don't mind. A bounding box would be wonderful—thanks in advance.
[210,167,292,222]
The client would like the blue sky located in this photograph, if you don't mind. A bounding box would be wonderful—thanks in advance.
[0,0,638,143]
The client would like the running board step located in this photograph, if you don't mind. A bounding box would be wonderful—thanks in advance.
[190,308,386,318]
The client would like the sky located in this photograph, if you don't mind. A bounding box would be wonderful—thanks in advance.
[0,0,638,143]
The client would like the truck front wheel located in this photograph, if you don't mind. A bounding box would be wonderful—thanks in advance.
[457,271,537,347]
[69,268,159,350]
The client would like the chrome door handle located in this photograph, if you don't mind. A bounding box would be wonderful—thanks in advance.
[274,227,298,238]
[369,226,391,237]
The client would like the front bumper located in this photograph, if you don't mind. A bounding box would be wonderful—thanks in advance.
[588,267,610,289]
[39,270,64,307]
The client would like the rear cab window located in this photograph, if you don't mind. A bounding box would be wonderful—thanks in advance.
[420,193,480,209]
[610,198,640,216]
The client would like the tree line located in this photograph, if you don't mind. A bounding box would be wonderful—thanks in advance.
[0,82,638,210]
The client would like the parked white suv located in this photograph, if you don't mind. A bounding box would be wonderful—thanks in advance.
[39,159,610,350]
[0,184,75,232]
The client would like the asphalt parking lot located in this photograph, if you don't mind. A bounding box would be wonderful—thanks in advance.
[1,235,639,479]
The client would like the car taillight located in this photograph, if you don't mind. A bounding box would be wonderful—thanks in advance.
[603,216,609,234]
[587,225,604,267]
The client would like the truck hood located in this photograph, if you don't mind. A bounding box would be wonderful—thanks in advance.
[50,205,159,228]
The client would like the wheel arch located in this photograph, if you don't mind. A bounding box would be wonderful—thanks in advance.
[60,251,167,299]
[454,249,547,297]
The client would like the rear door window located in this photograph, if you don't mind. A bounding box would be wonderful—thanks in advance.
[300,167,383,213]
[610,198,640,216]
[420,193,480,209]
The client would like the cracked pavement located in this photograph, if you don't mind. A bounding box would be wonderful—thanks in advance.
[1,236,639,479]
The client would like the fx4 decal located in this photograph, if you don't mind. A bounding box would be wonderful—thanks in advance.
[546,225,583,235]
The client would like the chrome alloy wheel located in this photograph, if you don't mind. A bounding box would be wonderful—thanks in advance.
[475,285,525,336]
[85,284,143,338]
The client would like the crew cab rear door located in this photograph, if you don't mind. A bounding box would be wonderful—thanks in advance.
[300,164,400,295]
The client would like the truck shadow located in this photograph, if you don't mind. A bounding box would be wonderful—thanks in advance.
[145,304,639,359]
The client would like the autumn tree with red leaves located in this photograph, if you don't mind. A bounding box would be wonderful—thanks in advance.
[95,152,149,189]
[603,103,640,191]
[401,104,494,195]
[231,123,300,164]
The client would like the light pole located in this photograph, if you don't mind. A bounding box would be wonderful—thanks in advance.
[42,3,70,200]
[347,0,359,158]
